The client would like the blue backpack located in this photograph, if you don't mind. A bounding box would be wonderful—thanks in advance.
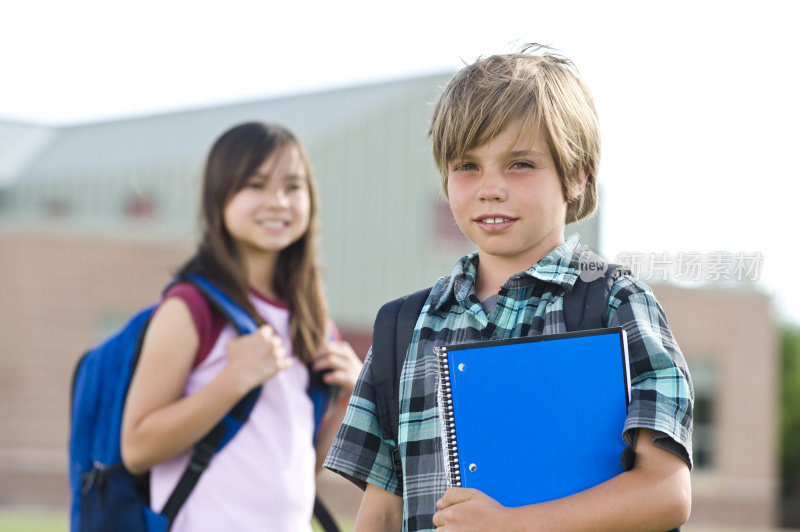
[69,274,339,532]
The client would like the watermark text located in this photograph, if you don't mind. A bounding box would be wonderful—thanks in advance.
[614,251,763,283]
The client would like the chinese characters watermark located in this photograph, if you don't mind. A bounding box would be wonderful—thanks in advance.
[613,251,764,283]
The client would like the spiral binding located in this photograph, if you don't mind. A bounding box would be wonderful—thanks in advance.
[435,346,461,487]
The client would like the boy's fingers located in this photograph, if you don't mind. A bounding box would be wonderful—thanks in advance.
[432,508,446,527]
[436,487,475,509]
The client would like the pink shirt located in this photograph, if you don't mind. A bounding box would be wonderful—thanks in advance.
[150,284,316,532]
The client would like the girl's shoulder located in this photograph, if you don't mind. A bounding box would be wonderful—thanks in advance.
[162,282,227,366]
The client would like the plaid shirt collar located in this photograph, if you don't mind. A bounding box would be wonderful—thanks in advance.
[431,233,584,312]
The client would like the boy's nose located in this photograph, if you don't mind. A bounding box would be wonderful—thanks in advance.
[478,170,507,201]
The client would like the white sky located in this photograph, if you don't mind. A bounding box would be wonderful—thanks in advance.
[2,0,799,325]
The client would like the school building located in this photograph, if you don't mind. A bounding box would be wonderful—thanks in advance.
[0,73,779,527]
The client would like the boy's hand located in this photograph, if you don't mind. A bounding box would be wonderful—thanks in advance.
[312,340,362,394]
[433,487,511,531]
[225,325,291,392]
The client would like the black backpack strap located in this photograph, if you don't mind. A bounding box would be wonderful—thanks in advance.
[371,287,432,479]
[160,386,265,523]
[158,275,262,527]
[563,264,626,332]
[313,496,340,532]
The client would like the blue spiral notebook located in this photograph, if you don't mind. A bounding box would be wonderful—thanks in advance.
[435,327,631,508]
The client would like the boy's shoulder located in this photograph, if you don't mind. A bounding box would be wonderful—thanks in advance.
[607,270,655,301]
[572,243,656,302]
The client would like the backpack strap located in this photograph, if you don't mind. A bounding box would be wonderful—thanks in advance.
[313,497,341,532]
[179,274,340,532]
[563,264,626,332]
[182,274,260,336]
[371,287,432,479]
[160,274,262,523]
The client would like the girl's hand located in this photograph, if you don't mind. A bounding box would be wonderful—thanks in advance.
[312,340,362,394]
[225,325,292,393]
[432,487,512,531]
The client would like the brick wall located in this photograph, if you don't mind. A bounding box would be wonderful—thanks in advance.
[655,284,778,527]
[0,232,191,507]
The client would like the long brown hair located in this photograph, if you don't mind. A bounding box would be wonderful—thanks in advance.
[178,122,329,363]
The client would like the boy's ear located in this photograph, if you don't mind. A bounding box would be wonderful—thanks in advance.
[568,166,590,200]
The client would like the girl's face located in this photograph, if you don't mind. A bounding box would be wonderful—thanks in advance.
[223,145,311,265]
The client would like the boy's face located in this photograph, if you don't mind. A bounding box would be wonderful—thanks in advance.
[447,120,569,273]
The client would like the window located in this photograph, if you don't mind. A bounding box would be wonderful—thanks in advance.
[124,193,156,220]
[43,198,70,218]
[689,359,716,469]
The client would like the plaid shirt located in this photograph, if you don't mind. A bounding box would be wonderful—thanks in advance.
[324,235,693,532]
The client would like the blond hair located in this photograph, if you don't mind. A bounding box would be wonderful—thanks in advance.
[429,44,600,223]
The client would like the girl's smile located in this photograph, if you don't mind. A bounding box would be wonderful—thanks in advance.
[257,218,291,232]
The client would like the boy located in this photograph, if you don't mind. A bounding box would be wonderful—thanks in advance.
[324,45,693,531]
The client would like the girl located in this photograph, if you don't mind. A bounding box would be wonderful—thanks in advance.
[121,122,362,531]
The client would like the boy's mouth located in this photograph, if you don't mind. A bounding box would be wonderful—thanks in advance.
[478,217,514,224]
[475,216,517,232]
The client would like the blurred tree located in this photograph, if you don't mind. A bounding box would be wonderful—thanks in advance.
[781,324,800,526]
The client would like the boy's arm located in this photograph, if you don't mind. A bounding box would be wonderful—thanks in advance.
[354,483,403,532]
[324,347,406,525]
[433,428,690,532]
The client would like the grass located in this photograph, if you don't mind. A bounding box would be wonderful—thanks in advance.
[0,510,355,532]
[0,511,66,532]
[0,511,795,532]
[313,517,354,531]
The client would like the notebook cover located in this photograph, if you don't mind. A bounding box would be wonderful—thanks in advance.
[436,327,630,507]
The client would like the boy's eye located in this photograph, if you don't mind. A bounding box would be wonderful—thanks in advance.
[511,161,535,169]
[453,162,478,172]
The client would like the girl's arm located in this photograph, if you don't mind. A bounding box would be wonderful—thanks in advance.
[432,428,691,532]
[121,296,289,474]
[312,340,363,471]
